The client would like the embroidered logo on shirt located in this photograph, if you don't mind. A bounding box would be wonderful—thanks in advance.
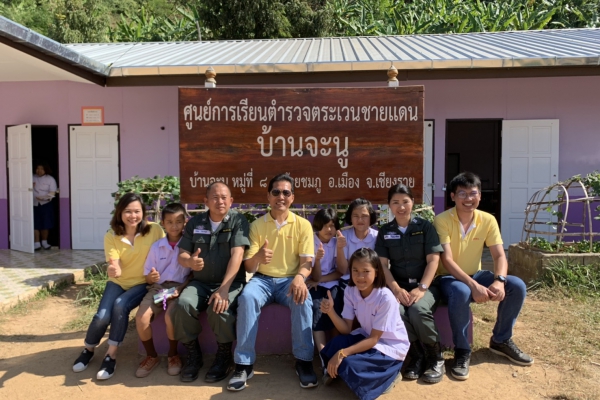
[384,234,401,240]
[222,228,232,232]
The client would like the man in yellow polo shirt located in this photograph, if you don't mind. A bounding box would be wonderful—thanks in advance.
[433,172,533,381]
[228,173,317,391]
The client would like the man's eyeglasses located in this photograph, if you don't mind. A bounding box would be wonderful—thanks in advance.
[270,189,293,197]
[456,190,480,199]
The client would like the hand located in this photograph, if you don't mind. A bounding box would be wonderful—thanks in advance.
[189,248,204,271]
[488,281,506,302]
[327,350,345,378]
[320,290,334,314]
[393,287,411,306]
[471,282,494,303]
[170,289,180,299]
[256,239,273,264]
[148,267,160,283]
[407,288,425,306]
[208,288,230,314]
[316,243,325,260]
[107,258,121,278]
[306,279,319,290]
[287,274,308,304]
[336,230,346,249]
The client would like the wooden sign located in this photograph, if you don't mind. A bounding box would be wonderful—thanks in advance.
[179,87,424,204]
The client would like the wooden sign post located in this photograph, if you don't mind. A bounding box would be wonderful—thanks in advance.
[179,87,424,204]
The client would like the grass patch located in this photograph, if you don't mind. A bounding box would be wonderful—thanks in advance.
[529,260,600,299]
[64,263,109,331]
[1,279,71,317]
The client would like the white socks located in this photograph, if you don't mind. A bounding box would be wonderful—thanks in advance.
[42,240,49,247]
[34,242,41,249]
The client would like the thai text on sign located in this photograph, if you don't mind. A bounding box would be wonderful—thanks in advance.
[179,87,424,204]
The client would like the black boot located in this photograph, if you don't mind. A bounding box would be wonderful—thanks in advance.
[205,342,234,383]
[180,339,203,382]
[422,342,445,384]
[402,341,426,380]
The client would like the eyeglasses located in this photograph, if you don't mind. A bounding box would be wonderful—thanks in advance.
[270,189,293,197]
[456,191,480,199]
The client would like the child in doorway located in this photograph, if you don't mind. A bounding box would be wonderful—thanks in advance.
[320,248,409,400]
[305,208,342,369]
[134,203,192,378]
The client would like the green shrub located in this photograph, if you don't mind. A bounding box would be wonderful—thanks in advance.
[532,259,600,298]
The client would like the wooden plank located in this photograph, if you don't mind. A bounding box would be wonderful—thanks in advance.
[179,87,424,203]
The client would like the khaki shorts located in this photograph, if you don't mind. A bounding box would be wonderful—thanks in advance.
[140,281,181,317]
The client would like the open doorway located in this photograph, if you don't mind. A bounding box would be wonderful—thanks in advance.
[31,126,60,248]
[445,119,502,222]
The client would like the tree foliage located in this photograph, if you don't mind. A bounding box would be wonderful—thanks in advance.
[2,0,600,43]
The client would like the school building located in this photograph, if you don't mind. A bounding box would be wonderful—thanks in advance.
[1,16,599,252]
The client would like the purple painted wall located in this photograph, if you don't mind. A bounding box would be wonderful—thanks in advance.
[1,76,600,248]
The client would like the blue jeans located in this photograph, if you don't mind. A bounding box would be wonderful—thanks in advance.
[84,281,147,347]
[234,273,314,365]
[438,270,527,351]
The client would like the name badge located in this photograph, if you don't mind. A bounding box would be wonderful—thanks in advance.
[409,278,417,283]
[384,234,401,240]
[193,229,211,235]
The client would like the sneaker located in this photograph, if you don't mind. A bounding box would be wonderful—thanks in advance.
[135,355,159,378]
[489,337,534,366]
[450,349,471,381]
[227,364,254,391]
[73,348,94,372]
[295,359,318,388]
[167,355,182,376]
[382,371,402,394]
[97,356,117,380]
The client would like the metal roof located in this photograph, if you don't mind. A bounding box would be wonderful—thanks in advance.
[64,28,600,78]
[0,16,109,79]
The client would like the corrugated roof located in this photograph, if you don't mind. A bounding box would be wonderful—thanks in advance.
[64,28,600,77]
[0,16,109,79]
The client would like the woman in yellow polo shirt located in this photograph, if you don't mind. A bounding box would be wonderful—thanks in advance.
[72,193,164,380]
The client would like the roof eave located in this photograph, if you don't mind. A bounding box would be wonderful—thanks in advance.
[0,16,109,85]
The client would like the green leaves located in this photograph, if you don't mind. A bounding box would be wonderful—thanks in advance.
[112,175,181,221]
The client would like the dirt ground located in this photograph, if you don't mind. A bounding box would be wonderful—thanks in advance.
[0,284,598,400]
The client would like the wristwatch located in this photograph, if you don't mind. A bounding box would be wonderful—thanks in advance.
[494,275,507,285]
[418,283,428,291]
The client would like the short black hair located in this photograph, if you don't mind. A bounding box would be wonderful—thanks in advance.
[161,202,189,221]
[448,172,481,194]
[312,208,340,232]
[206,181,231,196]
[268,173,294,193]
[347,248,387,289]
[387,184,414,203]
[35,161,52,176]
[344,198,377,226]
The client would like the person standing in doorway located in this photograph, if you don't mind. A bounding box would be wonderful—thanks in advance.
[33,162,57,250]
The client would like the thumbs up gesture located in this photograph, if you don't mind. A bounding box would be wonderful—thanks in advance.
[320,290,334,315]
[336,230,347,249]
[189,248,204,271]
[107,258,121,278]
[256,239,273,264]
[316,242,325,260]
[148,267,160,283]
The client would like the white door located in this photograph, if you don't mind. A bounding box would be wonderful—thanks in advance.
[501,120,559,248]
[423,120,434,204]
[7,124,34,253]
[70,126,119,250]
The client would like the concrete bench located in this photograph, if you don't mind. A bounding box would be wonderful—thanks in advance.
[139,303,473,355]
